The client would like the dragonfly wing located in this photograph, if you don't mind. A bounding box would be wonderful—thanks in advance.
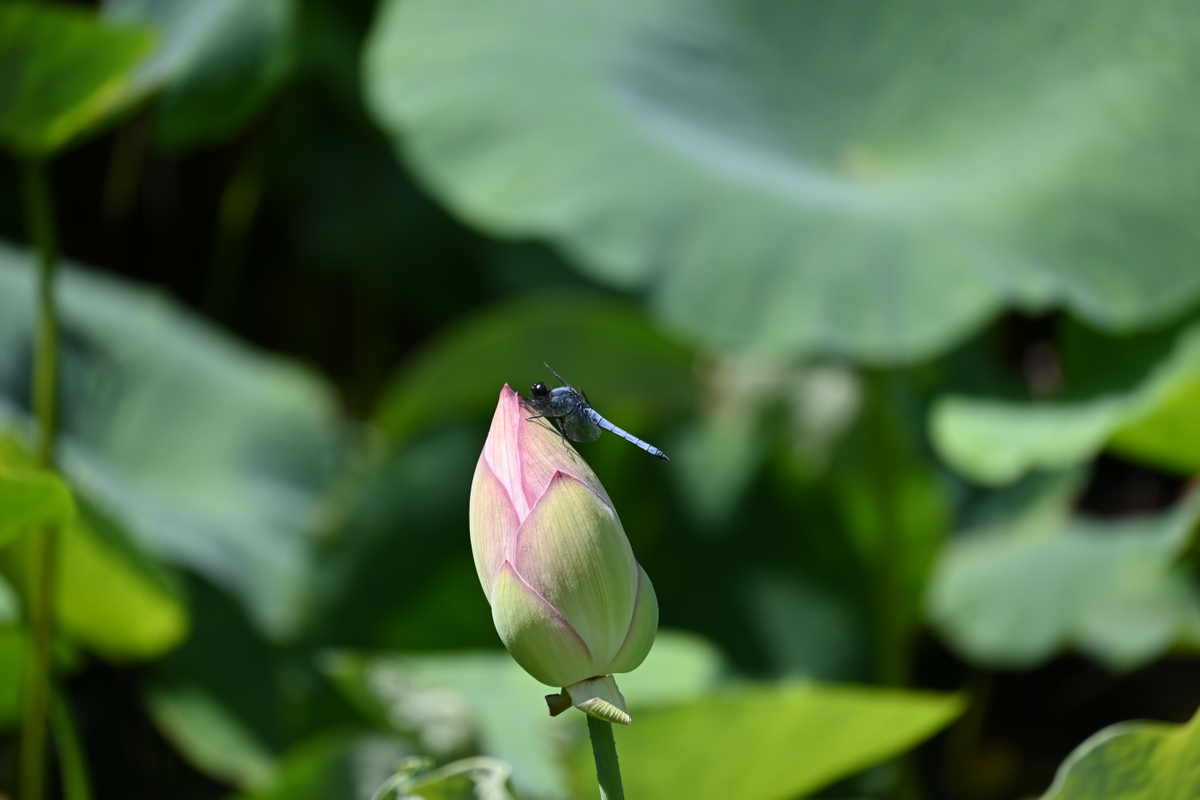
[560,410,602,442]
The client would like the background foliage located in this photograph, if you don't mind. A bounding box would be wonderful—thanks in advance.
[2,1,1200,799]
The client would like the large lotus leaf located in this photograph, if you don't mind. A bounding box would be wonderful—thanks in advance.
[568,683,962,800]
[103,0,294,149]
[1040,705,1200,800]
[325,630,725,799]
[0,241,344,638]
[931,322,1200,485]
[364,0,1200,362]
[374,292,692,444]
[0,3,155,155]
[927,490,1200,671]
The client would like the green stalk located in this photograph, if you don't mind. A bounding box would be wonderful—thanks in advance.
[862,368,908,687]
[52,690,93,800]
[19,157,61,800]
[586,715,626,800]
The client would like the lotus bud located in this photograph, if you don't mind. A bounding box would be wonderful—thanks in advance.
[469,385,658,723]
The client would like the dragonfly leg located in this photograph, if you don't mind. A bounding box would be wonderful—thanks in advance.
[527,413,570,444]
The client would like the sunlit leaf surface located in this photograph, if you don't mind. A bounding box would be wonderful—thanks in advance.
[53,499,188,659]
[0,437,186,659]
[1041,704,1200,800]
[327,630,726,799]
[931,322,1200,484]
[928,490,1200,671]
[0,2,154,155]
[570,683,963,800]
[0,436,74,548]
[365,0,1200,362]
[0,241,344,638]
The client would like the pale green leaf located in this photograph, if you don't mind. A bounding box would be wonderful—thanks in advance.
[0,439,185,660]
[927,491,1200,671]
[55,500,188,660]
[0,437,74,548]
[365,0,1200,362]
[0,241,344,638]
[0,2,155,155]
[931,323,1200,484]
[1041,704,1200,800]
[326,630,726,800]
[570,683,963,800]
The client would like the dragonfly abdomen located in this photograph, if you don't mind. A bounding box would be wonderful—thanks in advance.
[583,408,669,461]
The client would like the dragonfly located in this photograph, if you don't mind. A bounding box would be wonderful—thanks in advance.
[524,363,669,461]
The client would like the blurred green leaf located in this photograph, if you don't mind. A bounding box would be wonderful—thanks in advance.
[4,498,189,660]
[1040,704,1200,800]
[828,375,949,680]
[54,500,188,660]
[0,574,16,624]
[146,578,283,789]
[365,0,1200,362]
[0,2,154,155]
[0,437,74,548]
[0,438,187,659]
[309,426,489,650]
[569,683,962,800]
[374,292,691,445]
[0,241,345,638]
[927,490,1200,671]
[740,570,870,682]
[931,323,1200,484]
[147,681,278,790]
[103,0,294,149]
[227,732,412,800]
[374,757,514,800]
[326,630,726,799]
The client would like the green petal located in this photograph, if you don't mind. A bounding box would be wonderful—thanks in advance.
[514,472,637,667]
[605,564,659,675]
[491,561,597,687]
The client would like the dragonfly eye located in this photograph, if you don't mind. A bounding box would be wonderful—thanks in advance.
[531,382,549,397]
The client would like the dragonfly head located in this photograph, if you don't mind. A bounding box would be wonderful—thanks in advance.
[530,381,550,398]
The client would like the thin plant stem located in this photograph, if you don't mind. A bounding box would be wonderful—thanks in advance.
[18,157,62,800]
[586,715,625,800]
[52,690,93,800]
[25,159,59,471]
[862,367,909,687]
